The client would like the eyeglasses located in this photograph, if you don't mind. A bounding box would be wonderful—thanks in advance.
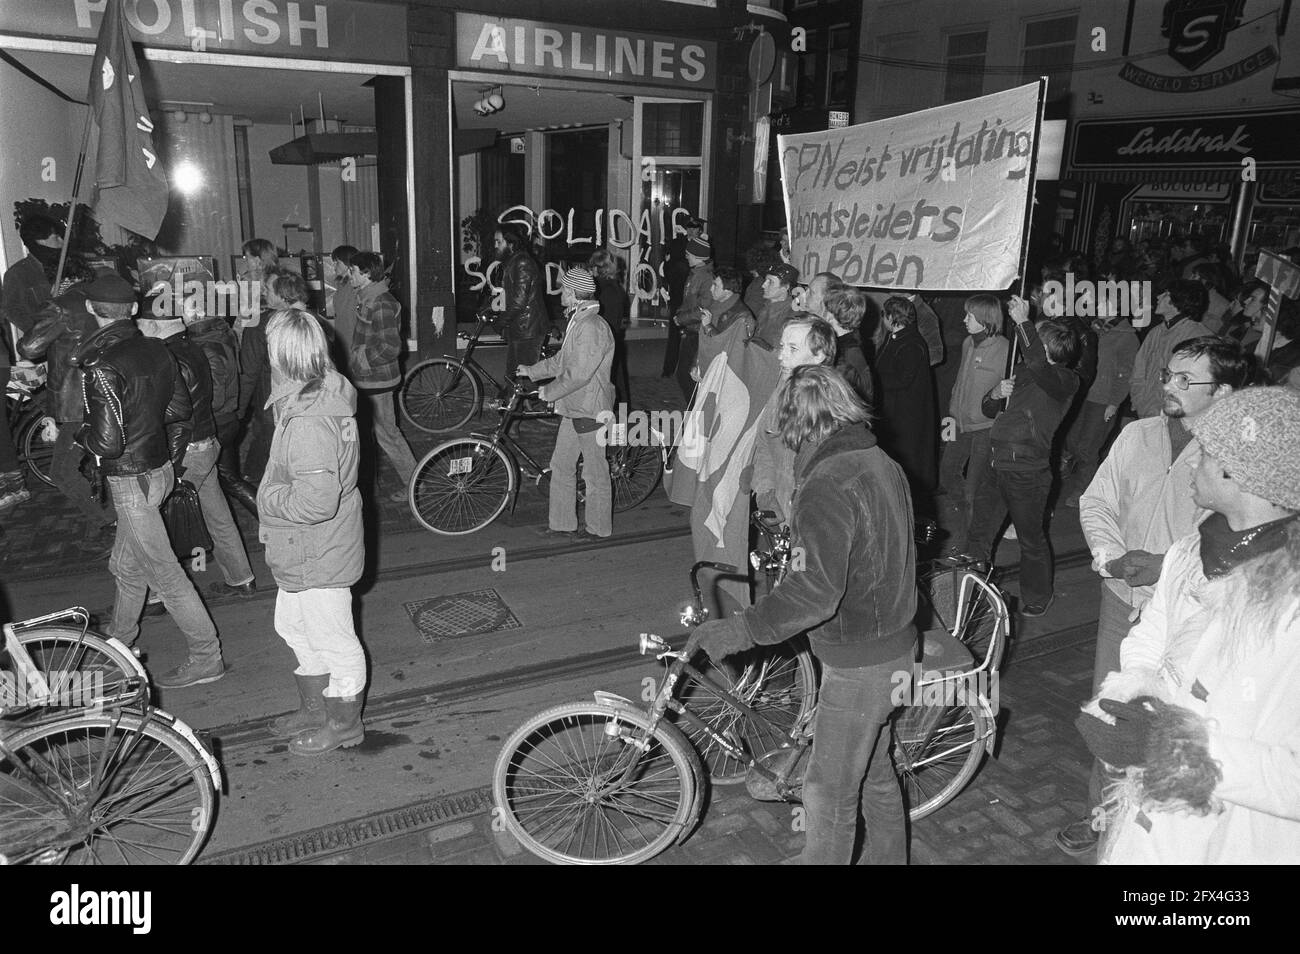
[1159,368,1215,390]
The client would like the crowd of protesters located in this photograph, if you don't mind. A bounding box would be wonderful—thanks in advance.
[3,211,1298,864]
[0,225,415,753]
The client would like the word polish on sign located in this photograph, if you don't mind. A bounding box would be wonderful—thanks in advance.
[779,82,1041,291]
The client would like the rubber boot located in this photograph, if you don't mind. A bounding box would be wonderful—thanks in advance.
[290,695,364,756]
[269,673,329,738]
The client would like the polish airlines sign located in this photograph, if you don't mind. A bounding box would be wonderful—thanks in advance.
[0,0,408,64]
[456,13,716,90]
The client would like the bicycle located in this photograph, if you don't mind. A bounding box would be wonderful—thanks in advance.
[0,608,221,864]
[408,379,664,535]
[399,314,560,434]
[492,552,1009,864]
[6,372,57,488]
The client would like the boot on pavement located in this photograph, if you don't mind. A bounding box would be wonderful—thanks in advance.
[220,474,259,515]
[270,673,329,738]
[290,694,364,756]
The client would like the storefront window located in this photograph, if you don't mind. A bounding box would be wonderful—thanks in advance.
[796,30,820,107]
[827,24,851,106]
[1021,14,1077,103]
[944,30,987,103]
[641,102,704,156]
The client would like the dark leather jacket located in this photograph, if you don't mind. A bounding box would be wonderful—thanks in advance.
[72,321,193,476]
[162,330,216,443]
[186,317,240,424]
[498,250,548,340]
[17,288,96,423]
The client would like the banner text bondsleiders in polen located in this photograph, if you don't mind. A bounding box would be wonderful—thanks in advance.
[779,82,1041,292]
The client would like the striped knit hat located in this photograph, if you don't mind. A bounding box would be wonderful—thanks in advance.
[1188,386,1300,510]
[561,266,597,299]
[686,236,712,259]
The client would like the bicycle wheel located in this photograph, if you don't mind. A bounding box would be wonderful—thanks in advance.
[18,410,57,488]
[606,441,662,513]
[673,640,817,784]
[894,702,989,821]
[0,711,216,864]
[410,438,515,535]
[493,702,697,865]
[14,626,147,709]
[399,358,482,434]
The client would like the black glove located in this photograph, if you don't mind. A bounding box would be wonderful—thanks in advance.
[1075,697,1162,768]
[690,619,754,661]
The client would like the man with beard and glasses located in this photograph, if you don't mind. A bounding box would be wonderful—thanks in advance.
[1058,336,1250,856]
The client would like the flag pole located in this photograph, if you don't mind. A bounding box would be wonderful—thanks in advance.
[51,106,95,294]
[1003,76,1048,408]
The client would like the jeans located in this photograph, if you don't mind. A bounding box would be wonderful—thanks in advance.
[801,655,911,865]
[661,318,682,376]
[183,438,254,587]
[549,418,611,536]
[106,462,220,661]
[359,388,417,486]
[1064,401,1118,497]
[610,329,630,407]
[274,587,367,698]
[675,332,699,403]
[505,335,541,383]
[937,429,992,550]
[0,367,19,473]
[965,462,1054,607]
[242,408,274,483]
[1088,586,1136,806]
[52,423,114,529]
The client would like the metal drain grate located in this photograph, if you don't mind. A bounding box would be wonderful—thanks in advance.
[200,787,493,865]
[403,588,522,642]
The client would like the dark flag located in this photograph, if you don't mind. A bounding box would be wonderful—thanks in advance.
[87,0,168,238]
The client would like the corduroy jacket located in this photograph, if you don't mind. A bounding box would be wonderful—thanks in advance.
[730,424,919,669]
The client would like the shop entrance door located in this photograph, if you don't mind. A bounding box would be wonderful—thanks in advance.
[630,97,709,320]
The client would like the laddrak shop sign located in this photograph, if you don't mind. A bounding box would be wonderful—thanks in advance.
[1069,107,1298,173]
[1119,0,1278,93]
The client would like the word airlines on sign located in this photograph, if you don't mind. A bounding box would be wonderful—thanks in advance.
[779,83,1040,291]
[456,13,715,89]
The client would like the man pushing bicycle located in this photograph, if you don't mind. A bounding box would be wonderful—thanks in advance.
[690,364,918,864]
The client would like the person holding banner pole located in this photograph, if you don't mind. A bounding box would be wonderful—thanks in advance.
[959,296,1079,617]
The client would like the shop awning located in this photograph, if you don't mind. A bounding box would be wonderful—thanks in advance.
[1066,106,1300,188]
[269,132,378,165]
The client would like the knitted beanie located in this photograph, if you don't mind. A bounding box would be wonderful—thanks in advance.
[1188,386,1300,510]
[561,266,597,299]
[686,236,712,259]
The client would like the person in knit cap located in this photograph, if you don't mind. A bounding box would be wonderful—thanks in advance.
[1076,385,1300,864]
[518,266,615,541]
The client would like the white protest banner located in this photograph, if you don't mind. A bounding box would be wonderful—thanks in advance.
[780,82,1042,291]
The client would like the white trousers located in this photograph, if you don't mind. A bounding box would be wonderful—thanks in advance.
[274,587,367,698]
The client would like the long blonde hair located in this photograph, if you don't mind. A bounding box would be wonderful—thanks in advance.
[266,309,330,389]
